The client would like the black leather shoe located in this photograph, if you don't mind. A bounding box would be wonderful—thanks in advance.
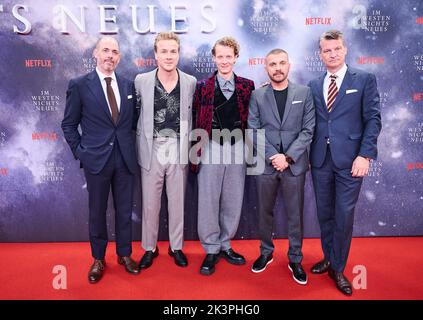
[328,268,353,296]
[220,248,246,265]
[288,263,308,285]
[251,254,273,273]
[200,254,220,275]
[168,247,188,267]
[139,247,159,269]
[311,259,331,274]
[88,259,105,284]
[118,256,140,274]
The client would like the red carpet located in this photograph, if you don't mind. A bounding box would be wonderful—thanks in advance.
[0,237,422,300]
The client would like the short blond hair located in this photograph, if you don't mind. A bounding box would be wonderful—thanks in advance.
[212,36,240,58]
[154,32,180,52]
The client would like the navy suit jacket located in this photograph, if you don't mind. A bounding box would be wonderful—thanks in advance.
[308,66,382,169]
[62,70,138,175]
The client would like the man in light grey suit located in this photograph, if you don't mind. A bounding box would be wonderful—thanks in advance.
[134,32,196,269]
[248,49,315,285]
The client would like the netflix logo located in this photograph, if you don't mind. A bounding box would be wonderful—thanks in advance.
[25,59,52,68]
[413,93,423,102]
[134,58,156,68]
[407,163,423,170]
[0,168,8,176]
[417,17,423,24]
[32,132,58,141]
[357,57,384,64]
[305,17,331,25]
[249,57,266,66]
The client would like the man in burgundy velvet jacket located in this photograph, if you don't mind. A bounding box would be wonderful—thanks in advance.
[191,36,255,276]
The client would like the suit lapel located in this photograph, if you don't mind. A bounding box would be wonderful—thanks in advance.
[330,68,355,113]
[317,74,327,113]
[265,85,281,124]
[143,70,156,141]
[281,82,295,127]
[179,69,187,121]
[86,71,113,123]
[116,74,126,126]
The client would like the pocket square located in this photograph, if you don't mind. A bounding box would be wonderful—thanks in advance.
[292,100,302,104]
[127,95,133,99]
[346,89,357,94]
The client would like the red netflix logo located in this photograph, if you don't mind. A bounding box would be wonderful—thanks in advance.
[413,93,423,101]
[305,17,332,25]
[135,58,156,67]
[25,60,52,68]
[407,163,423,170]
[417,17,423,24]
[357,57,385,64]
[32,132,58,141]
[249,57,266,66]
[0,168,8,176]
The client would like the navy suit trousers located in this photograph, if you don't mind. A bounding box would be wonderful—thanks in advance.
[84,142,134,260]
[311,146,363,272]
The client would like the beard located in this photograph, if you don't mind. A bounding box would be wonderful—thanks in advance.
[268,72,287,83]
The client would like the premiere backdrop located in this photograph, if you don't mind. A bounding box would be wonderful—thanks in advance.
[0,0,422,242]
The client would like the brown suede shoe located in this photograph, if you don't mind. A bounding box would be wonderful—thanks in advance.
[118,256,140,275]
[88,259,105,284]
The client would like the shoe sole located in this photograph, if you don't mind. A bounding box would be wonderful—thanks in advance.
[288,264,308,285]
[251,258,273,273]
[220,253,246,266]
[200,268,215,276]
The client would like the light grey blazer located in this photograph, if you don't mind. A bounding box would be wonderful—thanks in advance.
[135,68,197,171]
[248,81,315,176]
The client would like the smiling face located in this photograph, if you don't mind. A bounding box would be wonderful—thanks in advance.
[213,44,237,78]
[265,51,290,87]
[93,37,121,76]
[155,39,180,73]
[319,38,347,73]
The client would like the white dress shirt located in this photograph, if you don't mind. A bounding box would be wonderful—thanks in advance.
[96,67,121,112]
[323,63,348,105]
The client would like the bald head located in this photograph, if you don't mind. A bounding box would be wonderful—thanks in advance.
[93,36,121,76]
[95,36,119,51]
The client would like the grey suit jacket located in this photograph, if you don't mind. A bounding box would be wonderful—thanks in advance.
[248,81,315,176]
[135,68,197,170]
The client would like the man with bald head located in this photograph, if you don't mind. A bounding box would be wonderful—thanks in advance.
[62,36,140,283]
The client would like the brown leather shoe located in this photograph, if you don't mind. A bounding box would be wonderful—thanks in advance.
[117,256,140,275]
[328,268,353,296]
[311,259,331,274]
[88,259,105,284]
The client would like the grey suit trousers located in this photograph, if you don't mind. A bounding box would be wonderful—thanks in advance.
[197,140,246,254]
[256,168,305,263]
[141,137,187,251]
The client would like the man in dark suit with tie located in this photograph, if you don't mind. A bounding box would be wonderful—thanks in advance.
[248,48,315,285]
[61,36,140,283]
[308,30,382,295]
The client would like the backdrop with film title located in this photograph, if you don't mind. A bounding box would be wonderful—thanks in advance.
[0,0,422,242]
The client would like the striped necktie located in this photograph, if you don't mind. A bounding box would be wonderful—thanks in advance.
[327,74,338,112]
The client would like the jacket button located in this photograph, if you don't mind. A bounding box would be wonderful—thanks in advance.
[109,142,114,146]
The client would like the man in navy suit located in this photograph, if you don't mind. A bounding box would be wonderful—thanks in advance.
[62,37,140,283]
[308,30,381,295]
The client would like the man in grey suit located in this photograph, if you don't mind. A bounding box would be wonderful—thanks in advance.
[248,49,315,285]
[134,32,197,269]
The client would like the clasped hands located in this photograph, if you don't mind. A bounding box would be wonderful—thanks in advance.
[269,154,289,172]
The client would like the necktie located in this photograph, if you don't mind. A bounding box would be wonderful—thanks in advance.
[327,74,338,112]
[104,77,119,124]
